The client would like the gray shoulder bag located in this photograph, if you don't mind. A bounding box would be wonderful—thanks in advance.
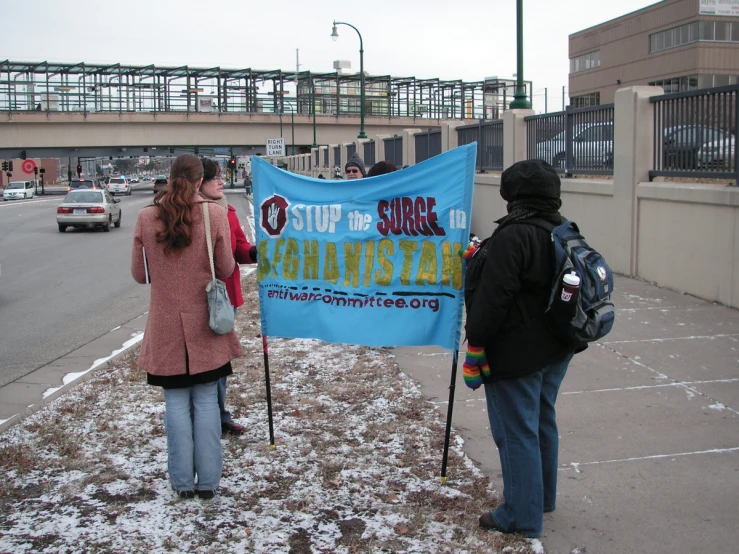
[203,203,235,335]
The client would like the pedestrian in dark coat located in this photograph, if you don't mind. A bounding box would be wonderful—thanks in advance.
[464,159,576,538]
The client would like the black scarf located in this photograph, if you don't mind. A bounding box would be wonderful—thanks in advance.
[492,197,562,236]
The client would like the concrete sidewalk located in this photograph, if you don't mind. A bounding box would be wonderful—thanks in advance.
[397,275,739,553]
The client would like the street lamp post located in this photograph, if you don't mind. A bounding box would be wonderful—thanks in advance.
[311,77,318,149]
[331,21,367,139]
[282,99,296,156]
[509,0,532,110]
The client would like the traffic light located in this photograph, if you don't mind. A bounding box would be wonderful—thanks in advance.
[76,164,82,176]
[228,157,236,170]
[39,168,45,174]
[34,167,38,176]
[20,150,26,160]
[1,161,7,171]
[8,161,13,172]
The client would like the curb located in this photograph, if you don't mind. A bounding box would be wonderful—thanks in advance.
[0,320,146,435]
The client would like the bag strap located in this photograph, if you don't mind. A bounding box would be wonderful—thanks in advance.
[202,203,216,281]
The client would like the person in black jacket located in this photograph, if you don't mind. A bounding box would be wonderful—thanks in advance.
[464,159,576,538]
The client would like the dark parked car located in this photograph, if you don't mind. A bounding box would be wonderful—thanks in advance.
[662,125,734,170]
[153,176,168,194]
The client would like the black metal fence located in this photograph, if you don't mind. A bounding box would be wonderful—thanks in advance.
[323,148,329,168]
[384,136,403,167]
[456,120,504,171]
[415,129,442,164]
[525,104,614,176]
[333,145,341,169]
[650,84,737,182]
[363,139,376,167]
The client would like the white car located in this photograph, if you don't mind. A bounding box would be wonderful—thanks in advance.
[697,136,736,170]
[107,176,131,196]
[3,181,36,201]
[57,189,122,233]
[535,123,614,170]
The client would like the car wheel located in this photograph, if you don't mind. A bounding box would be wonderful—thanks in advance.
[58,224,67,233]
[103,216,111,233]
[114,210,122,228]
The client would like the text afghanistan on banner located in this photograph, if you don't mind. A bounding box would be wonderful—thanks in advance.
[252,143,477,350]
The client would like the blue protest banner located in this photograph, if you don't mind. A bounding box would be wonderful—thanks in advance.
[252,143,477,351]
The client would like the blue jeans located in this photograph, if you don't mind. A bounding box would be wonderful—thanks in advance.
[163,382,222,492]
[483,353,574,538]
[217,306,238,425]
[217,376,232,424]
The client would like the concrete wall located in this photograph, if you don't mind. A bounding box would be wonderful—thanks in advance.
[279,85,739,308]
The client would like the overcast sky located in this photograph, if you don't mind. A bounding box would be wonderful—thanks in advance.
[3,0,659,112]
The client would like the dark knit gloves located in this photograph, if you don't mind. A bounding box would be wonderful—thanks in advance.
[249,246,257,263]
[463,345,490,390]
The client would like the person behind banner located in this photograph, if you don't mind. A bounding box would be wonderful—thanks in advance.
[463,159,576,538]
[367,160,397,177]
[344,153,366,179]
[131,153,244,500]
[199,157,257,436]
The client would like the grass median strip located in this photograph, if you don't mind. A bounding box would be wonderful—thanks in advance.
[0,276,538,554]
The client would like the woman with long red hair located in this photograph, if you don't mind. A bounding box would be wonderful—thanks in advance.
[131,153,243,500]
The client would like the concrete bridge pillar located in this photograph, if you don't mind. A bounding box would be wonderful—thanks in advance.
[503,109,534,169]
[402,129,422,168]
[612,86,663,277]
[441,121,465,152]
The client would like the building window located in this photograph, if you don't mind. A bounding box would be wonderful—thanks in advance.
[570,92,600,108]
[570,51,600,74]
[648,73,739,92]
[651,20,739,53]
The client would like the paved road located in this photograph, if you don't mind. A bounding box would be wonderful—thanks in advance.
[0,187,153,387]
[0,185,254,389]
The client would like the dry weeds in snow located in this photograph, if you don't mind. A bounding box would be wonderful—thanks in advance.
[0,277,539,554]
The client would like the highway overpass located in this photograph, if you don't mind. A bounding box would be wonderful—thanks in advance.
[0,111,442,159]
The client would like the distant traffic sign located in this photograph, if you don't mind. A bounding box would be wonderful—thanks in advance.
[266,138,285,157]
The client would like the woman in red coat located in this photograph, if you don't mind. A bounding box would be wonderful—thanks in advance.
[199,158,257,436]
[131,154,244,499]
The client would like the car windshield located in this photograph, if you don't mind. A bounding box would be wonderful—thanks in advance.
[64,191,103,203]
[7,182,25,189]
[110,178,125,184]
[71,180,95,187]
[155,179,167,184]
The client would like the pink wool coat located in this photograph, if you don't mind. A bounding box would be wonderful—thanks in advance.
[131,196,245,377]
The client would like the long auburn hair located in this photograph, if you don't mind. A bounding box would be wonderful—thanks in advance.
[154,154,203,253]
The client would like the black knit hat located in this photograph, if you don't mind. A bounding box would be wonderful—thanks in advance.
[367,160,398,177]
[500,159,561,202]
[345,152,367,177]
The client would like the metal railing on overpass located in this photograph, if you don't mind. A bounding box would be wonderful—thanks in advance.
[0,60,531,121]
[456,120,504,171]
[525,104,615,176]
[650,84,737,182]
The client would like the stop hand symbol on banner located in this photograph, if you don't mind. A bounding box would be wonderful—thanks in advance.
[22,160,37,174]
